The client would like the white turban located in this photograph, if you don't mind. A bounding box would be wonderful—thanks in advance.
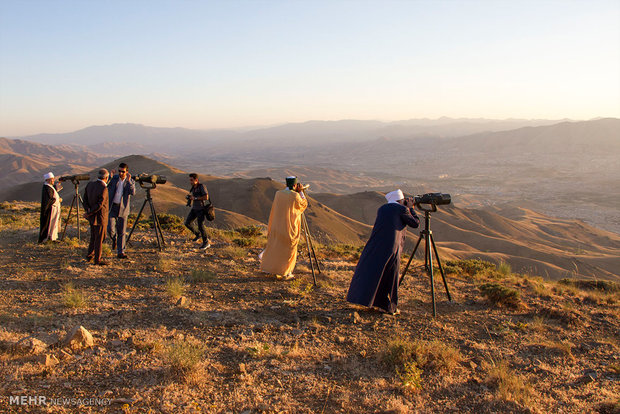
[385,189,404,203]
[43,172,54,181]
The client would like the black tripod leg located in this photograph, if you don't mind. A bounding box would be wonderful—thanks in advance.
[151,202,166,248]
[148,200,162,251]
[60,196,76,241]
[426,232,436,317]
[399,233,423,287]
[76,193,81,241]
[127,199,147,245]
[304,215,322,274]
[430,234,452,302]
[302,215,317,285]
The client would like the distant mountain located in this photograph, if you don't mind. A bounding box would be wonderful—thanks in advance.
[0,137,110,190]
[13,118,563,154]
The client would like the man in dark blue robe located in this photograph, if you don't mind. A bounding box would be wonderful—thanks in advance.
[346,189,419,314]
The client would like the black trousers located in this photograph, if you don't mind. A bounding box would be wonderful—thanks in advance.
[87,224,106,263]
[185,209,208,242]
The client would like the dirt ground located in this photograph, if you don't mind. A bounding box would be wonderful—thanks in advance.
[0,203,618,413]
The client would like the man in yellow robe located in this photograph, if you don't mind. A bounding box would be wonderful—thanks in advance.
[260,176,308,279]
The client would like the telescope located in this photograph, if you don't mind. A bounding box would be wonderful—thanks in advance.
[59,174,90,183]
[414,193,451,207]
[133,174,167,188]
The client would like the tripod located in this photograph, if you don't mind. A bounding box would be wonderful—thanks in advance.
[399,203,452,316]
[60,179,84,241]
[126,184,166,251]
[301,189,321,286]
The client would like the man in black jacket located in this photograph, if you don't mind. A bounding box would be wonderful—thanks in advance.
[185,173,210,250]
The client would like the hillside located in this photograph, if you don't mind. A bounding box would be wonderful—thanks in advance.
[313,191,620,282]
[0,138,108,191]
[2,155,619,281]
[0,203,618,413]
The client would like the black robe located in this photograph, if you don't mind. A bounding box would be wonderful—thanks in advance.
[346,202,419,313]
[38,185,55,243]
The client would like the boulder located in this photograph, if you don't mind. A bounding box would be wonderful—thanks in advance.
[62,326,94,349]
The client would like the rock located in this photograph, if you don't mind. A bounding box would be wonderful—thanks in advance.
[14,336,47,354]
[39,354,59,367]
[109,340,123,348]
[336,336,346,344]
[352,312,363,324]
[176,296,188,306]
[238,363,247,374]
[62,326,94,349]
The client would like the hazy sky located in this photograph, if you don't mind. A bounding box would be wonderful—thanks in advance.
[1,0,619,136]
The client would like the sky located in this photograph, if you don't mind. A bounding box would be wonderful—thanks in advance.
[0,0,619,136]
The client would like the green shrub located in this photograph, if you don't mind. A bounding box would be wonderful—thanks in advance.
[236,225,264,237]
[479,282,522,308]
[233,237,254,247]
[397,361,423,392]
[497,261,512,276]
[62,282,88,308]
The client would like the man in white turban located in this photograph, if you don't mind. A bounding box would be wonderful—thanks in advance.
[346,189,419,314]
[38,172,62,243]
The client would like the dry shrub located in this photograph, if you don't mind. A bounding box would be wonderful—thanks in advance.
[156,256,173,272]
[164,338,205,376]
[220,245,246,259]
[485,359,535,407]
[187,269,216,283]
[479,282,522,308]
[62,282,88,308]
[165,277,186,300]
[529,316,546,333]
[497,261,512,276]
[385,338,462,373]
[545,340,575,359]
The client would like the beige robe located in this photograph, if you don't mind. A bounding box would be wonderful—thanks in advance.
[46,183,62,241]
[260,189,308,276]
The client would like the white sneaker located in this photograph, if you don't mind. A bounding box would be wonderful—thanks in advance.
[283,273,295,280]
[199,242,211,250]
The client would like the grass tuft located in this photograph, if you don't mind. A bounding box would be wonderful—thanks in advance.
[485,359,535,407]
[164,338,205,375]
[165,277,186,300]
[62,282,88,308]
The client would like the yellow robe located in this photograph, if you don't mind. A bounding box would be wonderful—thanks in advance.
[260,189,308,276]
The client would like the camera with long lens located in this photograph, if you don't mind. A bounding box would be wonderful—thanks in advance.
[414,193,451,206]
[185,194,192,207]
[59,174,90,183]
[133,173,167,188]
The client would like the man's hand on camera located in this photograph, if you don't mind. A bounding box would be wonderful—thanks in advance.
[127,172,131,180]
[294,183,303,192]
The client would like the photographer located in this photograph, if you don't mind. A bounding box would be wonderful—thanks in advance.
[107,162,136,259]
[346,189,419,315]
[259,176,308,280]
[185,173,210,250]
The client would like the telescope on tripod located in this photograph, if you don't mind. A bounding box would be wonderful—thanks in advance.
[59,174,90,241]
[399,193,453,316]
[301,185,321,286]
[126,174,167,251]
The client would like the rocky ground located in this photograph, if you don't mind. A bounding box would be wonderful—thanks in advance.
[0,202,618,413]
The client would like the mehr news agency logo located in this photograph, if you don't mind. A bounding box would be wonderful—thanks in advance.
[8,395,111,407]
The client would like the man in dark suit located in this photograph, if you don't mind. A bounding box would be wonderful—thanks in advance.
[107,162,135,259]
[83,169,110,265]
